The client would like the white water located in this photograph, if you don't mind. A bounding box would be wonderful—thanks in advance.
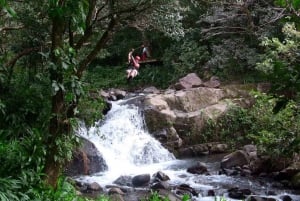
[77,100,177,186]
[76,100,300,201]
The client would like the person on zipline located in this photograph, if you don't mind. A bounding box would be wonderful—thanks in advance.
[126,54,140,81]
[140,44,150,61]
[128,48,135,65]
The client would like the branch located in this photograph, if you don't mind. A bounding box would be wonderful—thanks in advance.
[4,46,41,68]
[259,7,286,27]
[75,0,108,49]
[201,26,247,34]
[202,31,250,40]
[75,0,149,50]
[76,17,117,78]
[0,25,24,32]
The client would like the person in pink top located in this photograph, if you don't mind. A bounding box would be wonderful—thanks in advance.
[126,55,140,81]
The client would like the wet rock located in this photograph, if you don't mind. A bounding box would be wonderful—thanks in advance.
[109,193,125,201]
[221,150,250,169]
[87,182,102,191]
[102,100,112,115]
[228,187,251,200]
[132,174,151,187]
[178,143,212,157]
[175,184,198,197]
[276,162,300,181]
[156,189,181,201]
[152,171,170,182]
[108,187,125,195]
[108,94,117,101]
[114,89,126,100]
[64,138,108,176]
[151,181,170,190]
[279,194,292,201]
[113,175,133,186]
[291,172,300,189]
[247,195,276,201]
[207,189,215,196]
[187,161,209,175]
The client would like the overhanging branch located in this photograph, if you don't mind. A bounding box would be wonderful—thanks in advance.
[76,17,117,78]
[5,46,41,68]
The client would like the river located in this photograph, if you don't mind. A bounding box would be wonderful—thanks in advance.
[76,98,300,201]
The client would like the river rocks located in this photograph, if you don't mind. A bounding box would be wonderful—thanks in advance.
[187,161,209,175]
[247,195,277,201]
[64,137,108,176]
[175,184,199,197]
[291,172,300,189]
[113,176,133,186]
[276,162,300,180]
[152,171,170,182]
[108,187,126,195]
[154,189,182,201]
[178,142,228,158]
[76,181,103,195]
[274,162,300,189]
[221,150,250,169]
[228,187,252,200]
[151,181,171,190]
[132,174,151,187]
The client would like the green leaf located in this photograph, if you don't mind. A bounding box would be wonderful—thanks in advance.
[4,6,16,17]
[274,0,286,6]
[62,61,68,70]
[292,0,300,9]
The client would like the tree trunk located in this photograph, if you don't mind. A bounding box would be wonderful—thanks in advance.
[44,14,66,188]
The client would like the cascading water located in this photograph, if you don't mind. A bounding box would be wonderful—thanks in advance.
[76,98,300,201]
[77,99,176,186]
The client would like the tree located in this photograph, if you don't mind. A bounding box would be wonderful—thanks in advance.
[1,0,184,188]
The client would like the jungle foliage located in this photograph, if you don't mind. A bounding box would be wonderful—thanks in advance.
[1,0,300,200]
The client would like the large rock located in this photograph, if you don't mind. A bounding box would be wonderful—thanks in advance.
[64,138,108,176]
[276,162,300,181]
[142,75,256,153]
[203,76,221,88]
[178,142,228,158]
[221,150,250,169]
[174,73,203,90]
[132,174,151,187]
[143,87,242,150]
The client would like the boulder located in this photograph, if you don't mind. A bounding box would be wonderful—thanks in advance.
[178,142,228,158]
[187,161,209,175]
[142,76,255,151]
[291,172,300,189]
[152,171,170,182]
[203,76,221,88]
[132,174,151,187]
[221,150,250,169]
[64,137,108,176]
[174,73,203,90]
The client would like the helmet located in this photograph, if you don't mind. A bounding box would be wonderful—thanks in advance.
[135,56,140,60]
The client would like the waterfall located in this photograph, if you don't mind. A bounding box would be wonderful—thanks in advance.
[76,99,300,201]
[77,100,175,184]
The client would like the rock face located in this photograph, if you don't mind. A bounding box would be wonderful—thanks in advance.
[221,150,250,169]
[64,137,108,176]
[142,73,255,155]
[174,73,203,90]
